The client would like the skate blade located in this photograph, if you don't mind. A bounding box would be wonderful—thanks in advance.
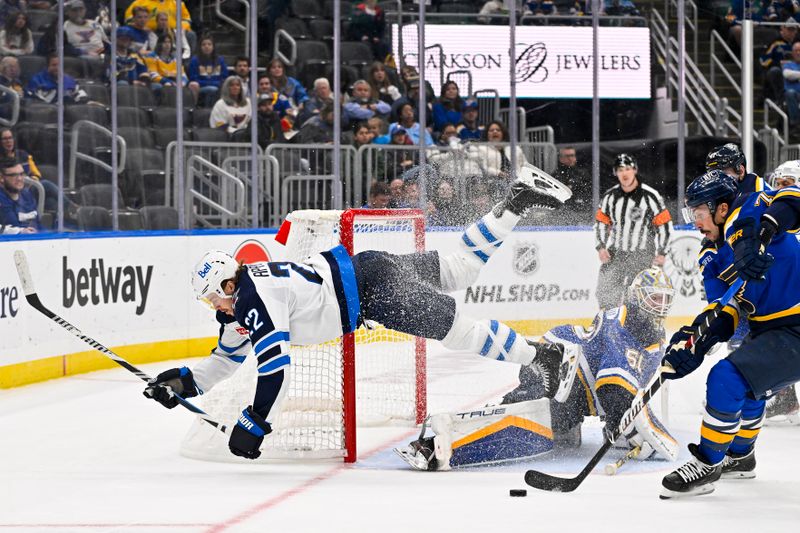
[516,163,573,203]
[659,484,715,500]
[763,413,800,426]
[393,447,430,471]
[721,471,756,480]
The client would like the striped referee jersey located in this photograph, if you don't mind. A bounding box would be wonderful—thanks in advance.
[594,182,673,255]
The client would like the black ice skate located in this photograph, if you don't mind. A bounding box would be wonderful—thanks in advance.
[765,387,800,425]
[494,163,571,217]
[721,449,756,479]
[394,436,438,471]
[526,340,564,400]
[660,443,722,499]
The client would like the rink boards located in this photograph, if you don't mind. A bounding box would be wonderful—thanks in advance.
[0,227,705,387]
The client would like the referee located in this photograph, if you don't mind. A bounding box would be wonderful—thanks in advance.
[594,154,673,309]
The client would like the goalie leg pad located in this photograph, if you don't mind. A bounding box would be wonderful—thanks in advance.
[630,404,679,461]
[429,400,553,469]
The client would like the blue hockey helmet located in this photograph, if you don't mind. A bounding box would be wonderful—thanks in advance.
[682,169,738,224]
[705,143,746,172]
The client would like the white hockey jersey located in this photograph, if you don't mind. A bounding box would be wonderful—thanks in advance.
[191,245,360,421]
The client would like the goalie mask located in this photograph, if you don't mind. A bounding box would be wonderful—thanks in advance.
[191,250,239,308]
[627,268,675,318]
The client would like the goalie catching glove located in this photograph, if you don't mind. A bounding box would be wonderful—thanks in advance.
[143,367,200,409]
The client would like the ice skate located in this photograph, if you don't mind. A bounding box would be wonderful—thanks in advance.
[721,449,756,479]
[526,340,565,400]
[495,163,572,216]
[764,387,800,426]
[394,437,438,471]
[660,443,722,499]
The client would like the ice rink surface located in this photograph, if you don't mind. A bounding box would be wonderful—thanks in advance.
[2,342,799,533]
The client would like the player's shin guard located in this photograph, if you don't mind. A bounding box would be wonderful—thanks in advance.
[441,312,535,365]
[440,209,521,292]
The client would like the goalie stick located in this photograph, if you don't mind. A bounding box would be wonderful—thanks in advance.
[523,278,745,492]
[13,250,229,434]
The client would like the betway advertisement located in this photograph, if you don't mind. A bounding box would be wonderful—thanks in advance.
[392,25,651,99]
[0,228,702,375]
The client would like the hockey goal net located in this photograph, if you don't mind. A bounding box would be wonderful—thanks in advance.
[180,209,427,463]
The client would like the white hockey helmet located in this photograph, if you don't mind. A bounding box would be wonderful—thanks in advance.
[769,160,800,189]
[191,250,239,306]
[627,268,675,318]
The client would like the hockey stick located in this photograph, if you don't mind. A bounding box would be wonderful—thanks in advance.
[13,250,229,434]
[604,445,641,476]
[523,278,745,492]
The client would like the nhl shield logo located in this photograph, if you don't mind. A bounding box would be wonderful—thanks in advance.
[513,242,539,276]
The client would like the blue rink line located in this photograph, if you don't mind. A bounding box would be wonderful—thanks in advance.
[356,427,694,475]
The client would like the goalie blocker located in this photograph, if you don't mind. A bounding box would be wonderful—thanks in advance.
[396,268,679,471]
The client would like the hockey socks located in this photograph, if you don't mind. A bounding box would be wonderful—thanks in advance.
[439,209,520,292]
[441,312,535,365]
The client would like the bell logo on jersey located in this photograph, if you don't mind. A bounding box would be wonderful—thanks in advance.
[197,262,212,279]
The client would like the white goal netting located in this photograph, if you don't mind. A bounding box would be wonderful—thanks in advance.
[180,209,426,462]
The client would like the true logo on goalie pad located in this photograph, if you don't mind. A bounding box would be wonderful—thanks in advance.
[512,242,539,277]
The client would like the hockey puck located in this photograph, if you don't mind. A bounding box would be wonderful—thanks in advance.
[509,489,528,497]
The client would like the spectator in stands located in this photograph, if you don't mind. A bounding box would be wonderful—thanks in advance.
[400,66,435,103]
[257,74,293,119]
[64,0,109,58]
[388,177,404,206]
[233,56,252,97]
[110,26,148,86]
[523,0,557,16]
[0,127,67,214]
[386,102,433,146]
[0,1,25,27]
[363,180,391,209]
[126,5,153,54]
[600,0,640,16]
[367,61,401,104]
[297,77,333,126]
[297,102,335,144]
[428,179,464,226]
[427,122,462,169]
[384,124,416,177]
[467,120,527,180]
[348,0,389,62]
[553,146,591,212]
[126,0,196,53]
[0,156,39,234]
[760,19,799,102]
[726,0,767,48]
[432,81,464,133]
[0,56,23,98]
[0,10,32,56]
[147,10,191,59]
[766,0,800,21]
[235,92,285,148]
[25,55,88,104]
[478,0,514,24]
[367,116,389,143]
[188,34,228,107]
[344,79,391,126]
[35,19,82,57]
[347,121,374,149]
[783,41,800,128]
[209,75,251,135]
[268,58,309,109]
[457,98,484,141]
[143,33,190,98]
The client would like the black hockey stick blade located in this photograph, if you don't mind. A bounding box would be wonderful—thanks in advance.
[525,440,614,492]
[13,250,228,434]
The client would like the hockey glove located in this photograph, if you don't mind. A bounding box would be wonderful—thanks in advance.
[143,367,199,409]
[662,345,705,380]
[229,406,272,460]
[730,217,775,281]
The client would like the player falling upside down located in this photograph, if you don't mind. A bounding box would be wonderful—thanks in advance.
[143,164,573,460]
[659,169,800,499]
[395,268,679,471]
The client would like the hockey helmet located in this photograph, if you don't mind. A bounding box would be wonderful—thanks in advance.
[769,159,800,189]
[191,250,239,307]
[682,169,738,224]
[613,153,637,173]
[627,268,675,318]
[705,143,746,173]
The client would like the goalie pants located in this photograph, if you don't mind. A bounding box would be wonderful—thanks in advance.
[352,250,456,340]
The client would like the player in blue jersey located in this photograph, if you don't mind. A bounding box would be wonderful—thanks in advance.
[659,169,800,499]
[704,144,771,350]
[395,268,679,471]
[144,164,575,460]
